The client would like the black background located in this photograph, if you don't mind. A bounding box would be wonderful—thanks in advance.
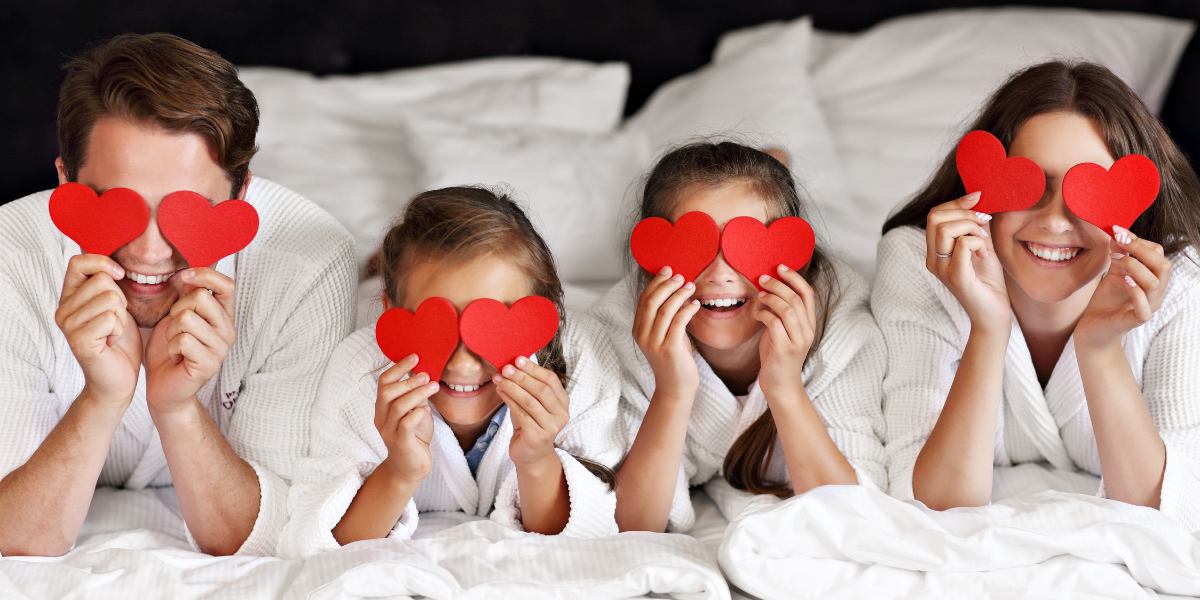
[3,0,1199,204]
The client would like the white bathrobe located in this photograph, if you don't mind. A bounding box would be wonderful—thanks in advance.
[874,226,1200,531]
[0,178,357,556]
[279,311,625,558]
[589,257,888,531]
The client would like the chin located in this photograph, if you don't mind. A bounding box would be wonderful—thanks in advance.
[431,390,503,427]
[688,320,762,351]
[126,299,175,328]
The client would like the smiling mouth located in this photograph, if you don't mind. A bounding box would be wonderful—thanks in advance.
[122,269,179,285]
[1023,241,1082,263]
[699,297,747,312]
[440,380,490,397]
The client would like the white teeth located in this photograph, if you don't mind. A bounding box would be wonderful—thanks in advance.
[127,271,172,284]
[701,298,746,308]
[449,383,481,393]
[1028,244,1079,262]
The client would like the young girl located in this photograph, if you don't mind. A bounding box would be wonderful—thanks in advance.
[591,141,887,533]
[875,61,1200,528]
[278,187,624,557]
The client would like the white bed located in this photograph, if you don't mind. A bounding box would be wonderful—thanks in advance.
[4,7,1198,599]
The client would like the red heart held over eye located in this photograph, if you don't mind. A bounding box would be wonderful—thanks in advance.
[459,296,560,370]
[630,211,720,283]
[720,216,815,291]
[49,183,150,256]
[157,191,259,268]
[1063,155,1160,238]
[956,130,1046,214]
[375,297,460,381]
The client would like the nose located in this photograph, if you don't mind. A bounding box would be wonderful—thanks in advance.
[1034,181,1076,236]
[124,206,177,266]
[698,251,739,285]
[443,342,484,380]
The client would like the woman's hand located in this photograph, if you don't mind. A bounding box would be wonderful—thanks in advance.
[632,266,701,399]
[926,192,1010,334]
[374,354,436,486]
[494,356,570,469]
[754,265,817,400]
[1076,226,1171,351]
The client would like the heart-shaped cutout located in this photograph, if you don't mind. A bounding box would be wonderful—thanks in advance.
[157,191,259,268]
[459,296,560,370]
[1063,155,1160,237]
[375,297,460,381]
[49,183,150,256]
[720,216,815,291]
[957,130,1046,214]
[630,211,720,282]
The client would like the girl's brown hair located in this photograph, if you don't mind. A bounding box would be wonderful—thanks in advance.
[377,185,613,486]
[631,140,840,496]
[883,60,1200,257]
[58,33,259,199]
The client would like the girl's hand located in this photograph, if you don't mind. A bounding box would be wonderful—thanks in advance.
[754,265,817,400]
[632,266,702,399]
[494,356,570,469]
[926,192,1010,334]
[1076,226,1171,351]
[374,354,436,485]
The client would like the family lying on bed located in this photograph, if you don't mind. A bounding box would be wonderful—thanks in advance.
[1,31,1197,562]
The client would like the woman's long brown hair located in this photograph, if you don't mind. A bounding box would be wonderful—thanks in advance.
[882,60,1200,258]
[630,140,840,496]
[377,185,614,487]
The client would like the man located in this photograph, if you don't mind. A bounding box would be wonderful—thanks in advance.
[0,33,356,556]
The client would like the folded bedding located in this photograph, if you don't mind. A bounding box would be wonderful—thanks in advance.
[719,484,1200,600]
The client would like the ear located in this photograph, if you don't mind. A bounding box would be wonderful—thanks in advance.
[236,170,252,200]
[55,157,69,186]
[381,289,392,311]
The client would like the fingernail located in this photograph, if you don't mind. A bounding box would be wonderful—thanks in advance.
[112,265,125,278]
[758,291,766,299]
[759,274,770,284]
[417,372,428,384]
[1125,275,1137,288]
[975,212,992,222]
[515,356,528,367]
[406,353,419,363]
[966,191,982,202]
[502,365,515,376]
[692,299,700,305]
[979,226,989,238]
[182,270,194,281]
[1111,252,1126,260]
[493,374,503,384]
[981,249,989,259]
[660,266,671,275]
[684,282,694,290]
[672,274,683,282]
[428,382,440,391]
[778,264,789,273]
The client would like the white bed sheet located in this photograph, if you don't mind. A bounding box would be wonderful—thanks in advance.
[0,487,729,600]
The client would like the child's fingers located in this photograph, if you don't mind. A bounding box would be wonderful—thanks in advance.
[754,308,791,345]
[378,376,435,423]
[494,369,554,429]
[755,289,805,339]
[380,354,420,385]
[650,281,696,343]
[667,300,700,346]
[634,273,685,340]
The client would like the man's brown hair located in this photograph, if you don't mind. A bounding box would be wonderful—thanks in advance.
[57,33,259,198]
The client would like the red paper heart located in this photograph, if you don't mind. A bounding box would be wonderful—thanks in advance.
[630,211,720,282]
[720,216,815,291]
[1063,155,1160,237]
[157,191,259,268]
[49,183,150,255]
[375,297,460,381]
[459,296,560,369]
[956,130,1046,214]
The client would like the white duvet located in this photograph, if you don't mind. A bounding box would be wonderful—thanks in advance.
[719,482,1200,600]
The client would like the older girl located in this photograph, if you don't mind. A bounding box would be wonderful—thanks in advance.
[279,186,623,557]
[875,61,1200,528]
[591,141,887,533]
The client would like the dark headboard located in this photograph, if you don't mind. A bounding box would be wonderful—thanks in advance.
[4,0,1199,203]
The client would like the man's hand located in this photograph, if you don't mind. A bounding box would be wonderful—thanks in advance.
[54,254,142,407]
[145,267,236,416]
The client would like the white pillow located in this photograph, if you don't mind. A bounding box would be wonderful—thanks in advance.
[241,58,632,272]
[809,8,1194,277]
[406,118,652,284]
[622,16,871,274]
